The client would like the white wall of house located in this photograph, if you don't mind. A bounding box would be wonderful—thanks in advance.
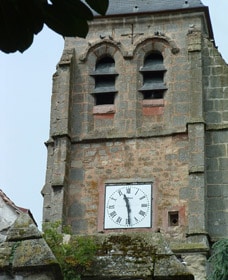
[0,196,19,241]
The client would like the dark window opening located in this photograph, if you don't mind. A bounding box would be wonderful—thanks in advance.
[139,51,167,100]
[168,211,179,226]
[91,56,117,106]
[144,52,164,67]
[143,90,164,99]
[96,57,115,72]
[95,75,116,88]
[143,72,164,84]
[95,93,115,105]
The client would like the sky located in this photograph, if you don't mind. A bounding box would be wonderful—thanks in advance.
[0,0,227,230]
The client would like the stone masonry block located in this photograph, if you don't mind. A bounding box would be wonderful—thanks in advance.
[189,173,204,187]
[221,100,228,110]
[222,186,228,197]
[71,219,88,234]
[175,103,189,115]
[212,130,228,144]
[211,66,224,75]
[219,158,228,170]
[172,92,189,103]
[207,87,224,99]
[204,100,214,111]
[188,214,206,232]
[222,171,228,183]
[188,200,205,215]
[207,197,226,211]
[178,149,189,162]
[173,115,188,128]
[205,131,212,145]
[206,158,218,171]
[180,187,197,200]
[222,111,228,121]
[190,153,204,168]
[70,168,84,181]
[205,111,222,124]
[206,144,226,158]
[68,201,85,218]
[207,211,228,225]
[207,185,222,197]
[208,223,228,238]
[207,171,224,184]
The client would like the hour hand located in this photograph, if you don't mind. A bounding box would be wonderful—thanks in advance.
[123,194,131,211]
[123,194,131,225]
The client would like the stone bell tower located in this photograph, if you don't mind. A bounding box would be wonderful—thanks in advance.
[42,1,228,279]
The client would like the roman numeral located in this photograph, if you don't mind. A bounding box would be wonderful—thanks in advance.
[126,187,131,194]
[139,210,146,216]
[141,204,148,208]
[135,188,139,195]
[108,205,115,209]
[118,190,123,196]
[110,211,117,218]
[116,217,122,224]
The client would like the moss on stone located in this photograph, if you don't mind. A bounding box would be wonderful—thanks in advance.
[81,232,194,279]
[171,242,209,253]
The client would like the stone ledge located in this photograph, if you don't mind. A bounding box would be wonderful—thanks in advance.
[93,105,116,115]
[142,99,165,107]
[80,232,194,279]
[93,105,116,119]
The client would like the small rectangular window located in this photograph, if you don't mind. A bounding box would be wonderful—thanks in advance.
[168,211,179,226]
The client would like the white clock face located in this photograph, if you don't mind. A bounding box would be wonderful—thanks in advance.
[104,184,152,229]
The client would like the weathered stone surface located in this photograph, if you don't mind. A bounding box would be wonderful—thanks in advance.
[82,232,193,279]
[0,214,63,280]
[6,213,41,241]
[42,2,228,280]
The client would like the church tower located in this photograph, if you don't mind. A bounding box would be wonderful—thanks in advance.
[42,1,228,279]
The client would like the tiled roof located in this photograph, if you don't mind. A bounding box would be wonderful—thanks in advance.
[0,189,37,226]
[102,0,205,16]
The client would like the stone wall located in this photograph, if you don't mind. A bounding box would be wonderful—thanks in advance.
[68,136,189,235]
[41,5,228,280]
[203,39,228,240]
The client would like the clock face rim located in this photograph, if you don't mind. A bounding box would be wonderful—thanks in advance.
[104,183,152,230]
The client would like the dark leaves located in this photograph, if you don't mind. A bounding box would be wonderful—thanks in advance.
[86,0,109,15]
[0,0,44,53]
[43,1,90,38]
[0,0,109,53]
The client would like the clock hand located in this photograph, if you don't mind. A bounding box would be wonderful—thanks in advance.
[123,194,131,225]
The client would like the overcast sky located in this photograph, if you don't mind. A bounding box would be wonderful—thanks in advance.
[0,0,227,229]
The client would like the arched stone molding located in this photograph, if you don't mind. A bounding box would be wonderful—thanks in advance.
[78,40,124,135]
[79,39,127,62]
[133,35,180,57]
[133,35,179,127]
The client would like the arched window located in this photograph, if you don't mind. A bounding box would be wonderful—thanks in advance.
[139,52,167,99]
[91,56,118,105]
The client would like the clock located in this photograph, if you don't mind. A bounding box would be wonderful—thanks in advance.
[104,183,152,229]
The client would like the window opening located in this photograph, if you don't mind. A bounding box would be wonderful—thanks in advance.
[139,52,167,99]
[91,56,118,106]
[168,211,179,226]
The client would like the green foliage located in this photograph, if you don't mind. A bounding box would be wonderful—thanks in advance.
[208,239,228,280]
[43,221,98,280]
[0,0,109,53]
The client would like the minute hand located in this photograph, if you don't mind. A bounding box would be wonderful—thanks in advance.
[123,194,131,225]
